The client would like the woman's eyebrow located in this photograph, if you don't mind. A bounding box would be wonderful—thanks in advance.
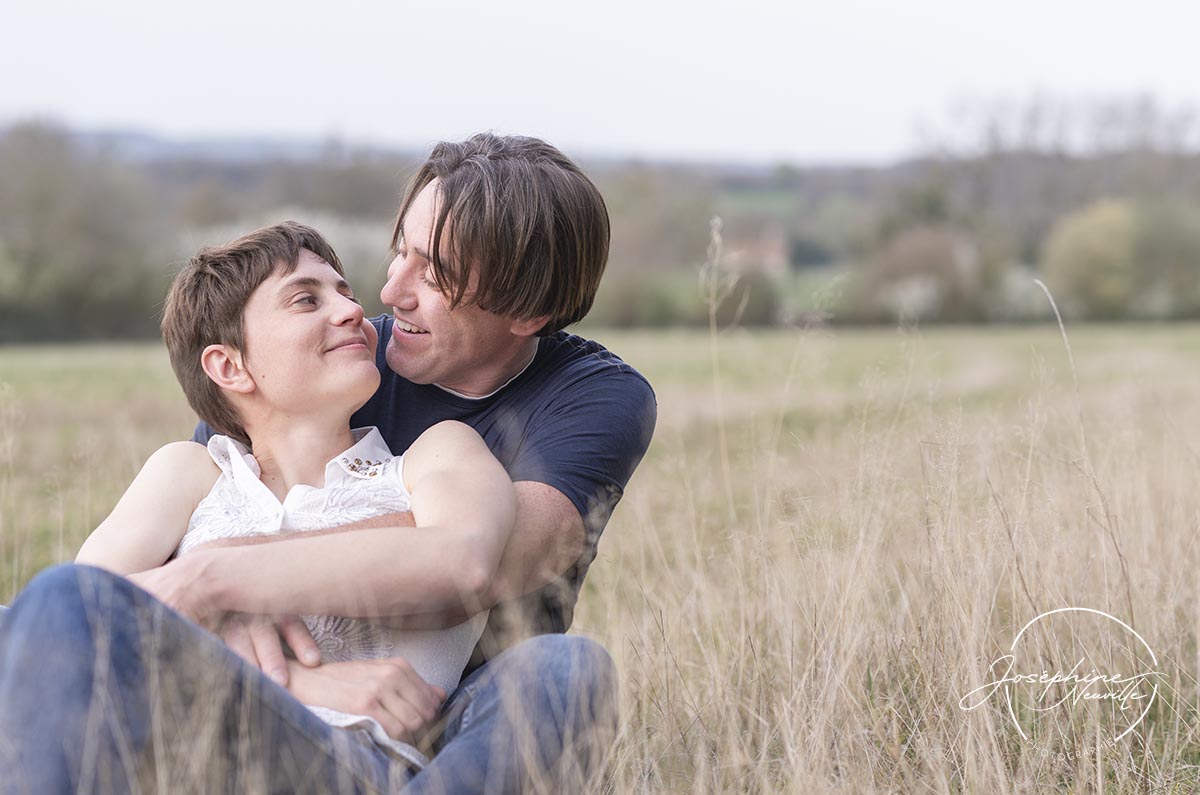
[276,276,352,296]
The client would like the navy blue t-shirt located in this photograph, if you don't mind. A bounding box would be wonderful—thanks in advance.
[194,314,657,659]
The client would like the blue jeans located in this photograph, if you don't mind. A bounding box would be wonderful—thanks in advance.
[0,565,618,794]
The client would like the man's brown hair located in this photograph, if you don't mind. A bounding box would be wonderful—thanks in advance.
[161,221,344,446]
[390,133,610,334]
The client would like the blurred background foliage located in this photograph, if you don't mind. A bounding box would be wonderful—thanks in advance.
[8,94,1200,340]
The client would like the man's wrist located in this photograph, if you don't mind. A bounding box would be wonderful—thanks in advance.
[188,547,234,614]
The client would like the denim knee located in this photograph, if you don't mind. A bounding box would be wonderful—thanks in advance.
[17,562,101,610]
[6,564,137,656]
[504,634,618,713]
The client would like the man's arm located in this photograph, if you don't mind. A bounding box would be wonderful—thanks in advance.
[178,480,585,634]
[358,481,585,630]
[142,421,518,622]
[157,369,654,627]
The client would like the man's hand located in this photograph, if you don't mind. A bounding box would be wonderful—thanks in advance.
[222,614,322,686]
[285,657,447,745]
[127,555,222,630]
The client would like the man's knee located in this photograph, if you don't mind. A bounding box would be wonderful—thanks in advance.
[499,634,618,722]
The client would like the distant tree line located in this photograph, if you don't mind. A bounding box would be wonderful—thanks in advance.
[6,99,1200,341]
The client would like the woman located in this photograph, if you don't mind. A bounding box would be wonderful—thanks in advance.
[67,221,513,783]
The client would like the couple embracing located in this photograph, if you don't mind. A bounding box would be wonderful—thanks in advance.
[0,133,657,793]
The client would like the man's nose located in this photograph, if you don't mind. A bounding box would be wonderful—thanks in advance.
[381,254,419,311]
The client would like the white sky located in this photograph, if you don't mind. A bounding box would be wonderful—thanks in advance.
[3,0,1195,165]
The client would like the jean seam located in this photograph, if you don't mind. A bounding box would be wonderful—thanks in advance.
[454,677,486,736]
[253,692,395,794]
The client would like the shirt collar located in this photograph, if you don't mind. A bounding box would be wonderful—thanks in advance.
[326,427,395,484]
[208,427,395,496]
[207,433,262,481]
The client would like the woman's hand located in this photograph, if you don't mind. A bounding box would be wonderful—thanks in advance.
[221,613,322,686]
[284,657,447,745]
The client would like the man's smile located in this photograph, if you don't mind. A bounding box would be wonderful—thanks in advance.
[393,317,429,335]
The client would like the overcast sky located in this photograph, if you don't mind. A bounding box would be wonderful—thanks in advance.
[2,0,1194,165]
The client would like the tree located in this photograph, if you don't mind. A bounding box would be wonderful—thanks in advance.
[0,122,168,339]
[857,225,982,322]
[1132,201,1200,317]
[1040,200,1138,319]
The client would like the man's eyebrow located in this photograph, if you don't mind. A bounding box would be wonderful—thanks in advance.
[398,225,433,262]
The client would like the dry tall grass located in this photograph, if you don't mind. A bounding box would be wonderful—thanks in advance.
[4,324,1200,792]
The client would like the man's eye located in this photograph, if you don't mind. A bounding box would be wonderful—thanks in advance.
[295,295,317,306]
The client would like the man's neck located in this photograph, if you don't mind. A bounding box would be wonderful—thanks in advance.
[436,337,540,398]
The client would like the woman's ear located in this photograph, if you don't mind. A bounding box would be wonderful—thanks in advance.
[200,344,255,394]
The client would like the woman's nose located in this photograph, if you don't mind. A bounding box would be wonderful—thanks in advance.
[333,293,365,325]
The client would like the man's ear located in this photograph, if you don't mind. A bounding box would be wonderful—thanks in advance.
[200,344,255,394]
[509,314,551,338]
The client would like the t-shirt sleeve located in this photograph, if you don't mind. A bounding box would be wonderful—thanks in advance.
[191,420,216,445]
[506,370,657,549]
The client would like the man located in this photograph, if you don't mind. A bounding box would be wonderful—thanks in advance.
[0,133,656,793]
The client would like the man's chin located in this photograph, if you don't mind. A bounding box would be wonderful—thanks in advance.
[384,345,432,384]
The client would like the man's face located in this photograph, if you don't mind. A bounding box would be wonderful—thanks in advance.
[238,250,380,416]
[380,180,525,395]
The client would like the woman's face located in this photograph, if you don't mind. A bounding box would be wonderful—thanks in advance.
[237,250,380,421]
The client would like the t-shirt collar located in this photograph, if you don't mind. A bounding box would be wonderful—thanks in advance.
[432,345,539,401]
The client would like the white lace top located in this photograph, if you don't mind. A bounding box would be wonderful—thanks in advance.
[176,427,488,769]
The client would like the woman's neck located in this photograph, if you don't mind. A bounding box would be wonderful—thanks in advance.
[244,416,357,502]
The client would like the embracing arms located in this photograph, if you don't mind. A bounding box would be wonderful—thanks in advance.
[147,421,523,622]
[159,368,657,627]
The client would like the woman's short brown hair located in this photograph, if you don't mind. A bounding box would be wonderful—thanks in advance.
[161,221,344,446]
[390,133,610,334]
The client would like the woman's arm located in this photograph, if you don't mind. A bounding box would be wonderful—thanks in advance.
[76,442,220,575]
[154,421,516,620]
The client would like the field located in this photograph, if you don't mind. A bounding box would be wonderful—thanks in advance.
[5,324,1200,792]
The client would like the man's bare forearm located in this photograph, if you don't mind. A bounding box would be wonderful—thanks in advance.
[192,512,417,551]
[191,512,486,630]
[187,519,496,619]
[186,481,585,629]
